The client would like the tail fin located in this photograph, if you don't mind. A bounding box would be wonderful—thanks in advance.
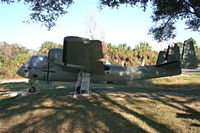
[156,43,180,66]
[181,40,198,69]
[156,40,198,69]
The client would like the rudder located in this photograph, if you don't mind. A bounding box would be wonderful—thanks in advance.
[181,40,198,69]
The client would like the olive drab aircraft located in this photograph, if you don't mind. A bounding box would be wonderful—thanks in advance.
[17,36,198,95]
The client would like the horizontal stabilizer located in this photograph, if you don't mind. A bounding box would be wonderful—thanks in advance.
[156,40,198,69]
[157,60,181,70]
[156,61,182,75]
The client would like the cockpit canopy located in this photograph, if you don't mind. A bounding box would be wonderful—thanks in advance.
[25,55,48,69]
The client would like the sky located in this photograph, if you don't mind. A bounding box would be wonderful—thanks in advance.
[0,0,199,51]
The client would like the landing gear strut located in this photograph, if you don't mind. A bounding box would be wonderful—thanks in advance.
[28,79,36,93]
[74,72,91,96]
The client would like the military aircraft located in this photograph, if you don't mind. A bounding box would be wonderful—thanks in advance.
[16,36,198,95]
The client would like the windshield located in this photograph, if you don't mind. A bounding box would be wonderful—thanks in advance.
[25,55,48,69]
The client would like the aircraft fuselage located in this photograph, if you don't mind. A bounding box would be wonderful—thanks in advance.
[17,55,181,83]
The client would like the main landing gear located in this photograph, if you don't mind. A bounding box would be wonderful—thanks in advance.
[74,72,91,96]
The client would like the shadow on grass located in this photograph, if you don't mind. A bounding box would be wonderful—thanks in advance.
[0,78,200,132]
[0,84,146,133]
[99,94,175,133]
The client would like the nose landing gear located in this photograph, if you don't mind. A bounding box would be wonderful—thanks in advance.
[28,79,37,93]
[29,86,36,92]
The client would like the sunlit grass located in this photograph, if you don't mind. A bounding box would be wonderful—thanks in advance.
[0,72,200,133]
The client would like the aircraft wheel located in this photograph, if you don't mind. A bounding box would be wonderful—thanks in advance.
[76,86,81,94]
[29,87,36,92]
[107,81,113,84]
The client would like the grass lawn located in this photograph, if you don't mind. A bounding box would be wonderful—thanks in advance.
[0,72,200,133]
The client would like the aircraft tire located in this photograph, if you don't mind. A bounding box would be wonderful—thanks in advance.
[76,86,81,94]
[29,87,36,92]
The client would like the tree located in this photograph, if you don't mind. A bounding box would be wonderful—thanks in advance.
[0,42,28,58]
[176,37,198,49]
[85,11,98,40]
[2,0,199,42]
[107,42,157,66]
[134,42,153,66]
[134,42,152,51]
[118,43,128,50]
[0,42,32,79]
[149,0,200,42]
[99,0,200,42]
[38,41,62,55]
[84,10,105,41]
[1,0,73,30]
[187,37,198,48]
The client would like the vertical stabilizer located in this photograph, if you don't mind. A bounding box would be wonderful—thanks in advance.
[156,44,180,66]
[181,40,198,69]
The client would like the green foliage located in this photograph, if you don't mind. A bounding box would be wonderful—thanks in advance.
[0,55,6,65]
[11,54,31,67]
[176,37,198,50]
[176,42,184,48]
[149,21,176,42]
[107,42,157,66]
[0,41,61,79]
[107,43,112,48]
[134,42,152,51]
[195,44,200,64]
[117,43,128,50]
[0,43,29,59]
[12,44,29,55]
[188,37,198,48]
[38,41,62,55]
[149,0,200,42]
[0,42,32,79]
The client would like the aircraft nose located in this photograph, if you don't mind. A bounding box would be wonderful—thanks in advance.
[16,65,28,78]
